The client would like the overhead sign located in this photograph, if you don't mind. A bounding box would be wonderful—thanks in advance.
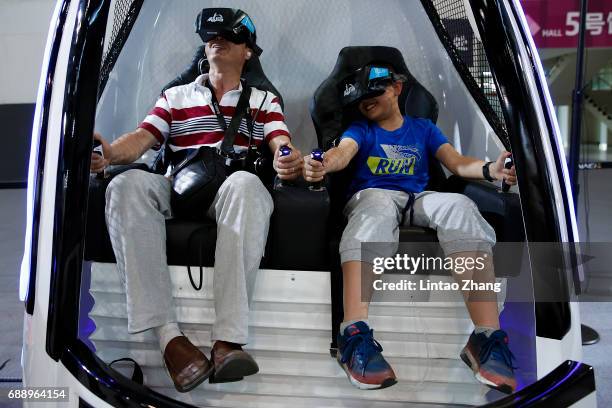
[521,0,612,48]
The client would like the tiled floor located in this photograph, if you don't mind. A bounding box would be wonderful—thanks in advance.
[576,169,612,407]
[0,169,611,405]
[581,302,612,406]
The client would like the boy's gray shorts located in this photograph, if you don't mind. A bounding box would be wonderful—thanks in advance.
[339,188,496,264]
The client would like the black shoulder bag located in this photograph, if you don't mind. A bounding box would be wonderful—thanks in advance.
[170,80,253,221]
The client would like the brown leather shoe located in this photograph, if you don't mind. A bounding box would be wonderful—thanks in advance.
[209,341,259,383]
[163,336,213,392]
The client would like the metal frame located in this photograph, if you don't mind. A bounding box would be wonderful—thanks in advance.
[419,0,510,148]
[470,0,576,339]
[45,0,111,360]
[24,0,71,315]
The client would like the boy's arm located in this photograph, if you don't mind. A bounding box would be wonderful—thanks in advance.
[303,138,359,182]
[435,143,516,184]
[323,138,359,173]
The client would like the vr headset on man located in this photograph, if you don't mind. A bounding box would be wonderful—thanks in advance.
[195,8,263,56]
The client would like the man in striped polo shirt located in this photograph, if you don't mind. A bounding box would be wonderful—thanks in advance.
[90,8,302,392]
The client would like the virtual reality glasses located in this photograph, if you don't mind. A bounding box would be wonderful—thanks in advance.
[196,8,263,56]
[340,65,404,107]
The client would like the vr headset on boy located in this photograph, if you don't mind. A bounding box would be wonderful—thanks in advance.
[196,8,263,56]
[340,65,406,107]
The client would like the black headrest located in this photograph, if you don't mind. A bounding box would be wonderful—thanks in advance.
[161,45,283,109]
[310,46,438,148]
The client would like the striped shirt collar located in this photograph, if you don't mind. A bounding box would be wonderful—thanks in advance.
[194,74,244,97]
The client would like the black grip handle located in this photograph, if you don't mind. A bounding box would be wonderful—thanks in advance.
[310,148,325,191]
[277,145,292,187]
[279,145,292,158]
[501,156,513,193]
[92,139,106,179]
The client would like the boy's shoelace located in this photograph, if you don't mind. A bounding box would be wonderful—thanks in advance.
[478,331,516,369]
[340,329,384,376]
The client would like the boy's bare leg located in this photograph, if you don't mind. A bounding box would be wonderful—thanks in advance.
[342,260,372,322]
[449,251,499,329]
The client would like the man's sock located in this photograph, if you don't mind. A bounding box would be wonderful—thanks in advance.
[474,326,499,338]
[340,319,370,334]
[154,322,182,354]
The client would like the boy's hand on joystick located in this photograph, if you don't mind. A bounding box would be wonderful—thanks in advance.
[490,151,517,188]
[309,149,325,191]
[303,149,326,183]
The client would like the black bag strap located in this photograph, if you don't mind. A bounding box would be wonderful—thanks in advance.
[187,263,203,291]
[109,358,144,385]
[186,226,213,291]
[205,79,252,155]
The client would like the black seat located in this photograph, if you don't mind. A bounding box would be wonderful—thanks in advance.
[85,47,330,273]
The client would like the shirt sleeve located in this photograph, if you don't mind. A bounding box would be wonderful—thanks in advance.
[138,94,171,149]
[340,120,368,149]
[262,94,291,143]
[427,120,449,156]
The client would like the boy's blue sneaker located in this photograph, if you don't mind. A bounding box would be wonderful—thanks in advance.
[337,321,397,390]
[460,329,517,394]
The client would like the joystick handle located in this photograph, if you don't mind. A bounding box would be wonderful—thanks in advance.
[276,145,293,187]
[310,148,325,191]
[92,140,106,179]
[279,145,292,157]
[501,156,513,193]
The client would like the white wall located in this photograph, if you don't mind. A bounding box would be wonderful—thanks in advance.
[0,0,57,104]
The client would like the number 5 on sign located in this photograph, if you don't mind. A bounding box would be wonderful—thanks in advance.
[566,12,580,36]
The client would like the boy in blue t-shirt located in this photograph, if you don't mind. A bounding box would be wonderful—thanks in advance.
[304,65,517,393]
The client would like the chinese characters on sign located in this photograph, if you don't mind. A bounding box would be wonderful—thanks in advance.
[521,0,612,48]
[564,11,612,36]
